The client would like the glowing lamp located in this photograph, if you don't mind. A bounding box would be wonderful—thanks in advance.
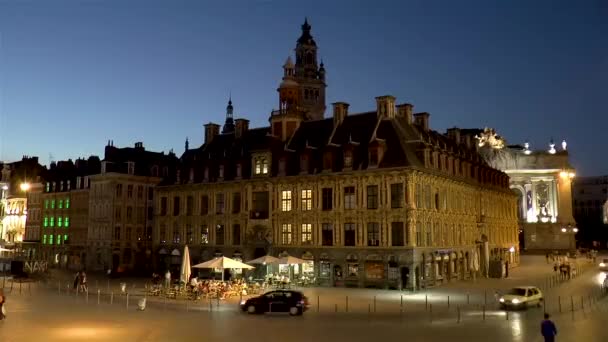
[568,172,575,179]
[573,228,578,233]
[559,171,568,179]
[1,185,7,190]
[561,228,567,233]
[20,182,31,191]
[509,246,515,253]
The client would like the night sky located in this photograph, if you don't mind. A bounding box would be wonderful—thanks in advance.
[0,0,606,175]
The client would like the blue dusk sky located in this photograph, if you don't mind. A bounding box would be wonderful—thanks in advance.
[0,0,606,175]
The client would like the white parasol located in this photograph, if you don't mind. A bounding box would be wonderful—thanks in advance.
[246,255,279,265]
[275,255,306,265]
[179,245,191,285]
[193,256,254,281]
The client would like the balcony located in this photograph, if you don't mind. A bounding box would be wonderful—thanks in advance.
[250,211,269,220]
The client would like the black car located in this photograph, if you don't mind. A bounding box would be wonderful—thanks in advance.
[240,290,309,316]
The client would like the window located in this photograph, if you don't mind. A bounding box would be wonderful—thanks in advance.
[200,225,209,244]
[116,184,122,197]
[115,207,121,220]
[302,224,312,244]
[160,197,167,216]
[65,217,70,227]
[46,183,50,192]
[173,197,180,216]
[367,222,380,246]
[114,226,121,240]
[252,191,269,218]
[127,185,133,199]
[322,223,333,246]
[148,187,153,200]
[301,189,312,211]
[173,225,180,244]
[200,195,209,215]
[216,225,225,245]
[367,185,378,209]
[186,196,193,215]
[426,223,432,246]
[44,200,49,209]
[65,199,70,209]
[215,193,225,214]
[160,224,166,243]
[126,206,133,221]
[344,223,356,246]
[43,217,48,227]
[49,234,54,245]
[281,190,292,211]
[59,199,64,209]
[344,186,356,209]
[236,164,242,178]
[416,222,422,246]
[43,234,47,244]
[344,150,353,168]
[233,224,241,245]
[278,158,286,175]
[127,162,135,175]
[232,192,241,213]
[57,217,63,227]
[390,183,404,208]
[254,157,269,175]
[300,155,309,173]
[369,148,378,165]
[218,165,224,179]
[137,186,143,199]
[50,217,55,227]
[126,227,132,241]
[51,200,55,209]
[281,224,292,245]
[391,222,404,246]
[322,188,333,211]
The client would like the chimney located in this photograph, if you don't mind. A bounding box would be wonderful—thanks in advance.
[332,102,349,126]
[134,142,144,150]
[413,112,430,131]
[234,119,249,139]
[204,123,220,144]
[396,103,413,124]
[375,95,396,119]
[464,134,472,149]
[446,128,461,144]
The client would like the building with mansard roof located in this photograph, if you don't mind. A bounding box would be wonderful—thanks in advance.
[153,20,519,289]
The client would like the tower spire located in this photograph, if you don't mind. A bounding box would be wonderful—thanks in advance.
[222,95,235,134]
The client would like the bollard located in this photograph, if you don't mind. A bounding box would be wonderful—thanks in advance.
[335,304,338,313]
[317,296,320,313]
[457,305,461,323]
[111,292,114,305]
[506,310,509,321]
[558,296,562,313]
[20,281,22,294]
[467,293,470,305]
[373,296,377,313]
[126,293,130,310]
[425,294,428,310]
[217,295,220,308]
[447,295,450,309]
[98,289,101,305]
[107,280,110,293]
[429,304,433,323]
[482,305,486,321]
[346,296,349,313]
[400,295,403,310]
[368,303,371,314]
[571,296,574,321]
[484,291,487,306]
[209,298,212,311]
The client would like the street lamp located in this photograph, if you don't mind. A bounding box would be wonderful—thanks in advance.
[20,182,31,192]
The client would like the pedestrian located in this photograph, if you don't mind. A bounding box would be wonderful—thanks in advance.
[165,270,171,289]
[0,288,5,320]
[79,270,88,292]
[546,253,550,264]
[73,271,81,290]
[540,313,557,342]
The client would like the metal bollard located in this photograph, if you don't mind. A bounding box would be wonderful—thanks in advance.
[317,296,320,313]
[558,296,562,313]
[373,296,377,313]
[98,289,101,305]
[429,304,433,323]
[335,304,338,313]
[571,296,574,321]
[482,305,486,321]
[484,291,487,306]
[457,305,461,323]
[447,295,450,308]
[425,294,428,310]
[506,310,509,321]
[467,293,470,305]
[346,296,349,313]
[20,281,22,294]
[111,292,114,305]
[126,293,130,310]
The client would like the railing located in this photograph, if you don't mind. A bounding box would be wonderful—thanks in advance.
[250,211,269,219]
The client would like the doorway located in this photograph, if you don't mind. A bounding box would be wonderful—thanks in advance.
[400,267,410,290]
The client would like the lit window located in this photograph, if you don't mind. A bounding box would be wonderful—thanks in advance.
[50,217,55,227]
[301,189,312,211]
[65,217,70,227]
[254,157,269,175]
[65,199,70,209]
[281,190,292,211]
[281,224,292,245]
[49,235,54,245]
[64,234,68,243]
[51,200,55,209]
[56,234,61,245]
[302,224,312,244]
[59,200,63,209]
[43,235,47,244]
[344,187,356,209]
[44,200,49,209]
[58,217,63,227]
[43,217,48,227]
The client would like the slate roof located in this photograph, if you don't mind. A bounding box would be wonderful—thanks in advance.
[103,143,179,179]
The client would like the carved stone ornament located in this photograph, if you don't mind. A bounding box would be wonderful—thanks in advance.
[475,128,505,150]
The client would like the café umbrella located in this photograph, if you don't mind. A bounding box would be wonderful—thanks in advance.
[193,256,254,281]
[179,245,191,285]
[246,255,280,277]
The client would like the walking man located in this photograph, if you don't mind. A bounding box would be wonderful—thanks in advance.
[541,313,557,342]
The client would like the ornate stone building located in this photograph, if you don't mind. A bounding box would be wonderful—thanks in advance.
[456,128,576,251]
[153,21,518,289]
[572,175,608,247]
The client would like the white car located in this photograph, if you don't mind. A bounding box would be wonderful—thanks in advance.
[599,259,608,272]
[499,286,543,309]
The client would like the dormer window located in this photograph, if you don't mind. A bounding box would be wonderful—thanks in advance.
[254,157,269,175]
[323,151,333,171]
[236,163,242,179]
[46,182,50,192]
[218,165,225,179]
[300,154,309,173]
[101,161,107,174]
[60,181,64,191]
[278,158,287,175]
[204,167,209,181]
[344,150,353,169]
[369,148,379,166]
[127,161,135,175]
[67,180,71,191]
[162,166,168,177]
[151,165,159,177]
[189,168,194,183]
[76,177,81,189]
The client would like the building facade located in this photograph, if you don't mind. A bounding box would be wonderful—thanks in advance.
[86,141,177,273]
[23,182,43,259]
[466,129,577,250]
[572,175,608,247]
[153,21,519,289]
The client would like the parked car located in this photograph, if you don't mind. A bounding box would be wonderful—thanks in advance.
[241,290,309,316]
[499,286,543,309]
[598,259,608,272]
